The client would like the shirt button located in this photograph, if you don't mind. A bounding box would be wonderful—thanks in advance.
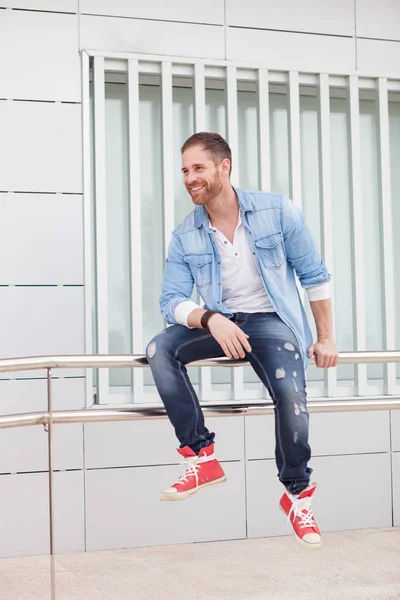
[217,261,221,265]
[218,282,221,286]
[224,241,227,245]
[252,252,255,255]
[217,301,220,304]
[235,253,238,256]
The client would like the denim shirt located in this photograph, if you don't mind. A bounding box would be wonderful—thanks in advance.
[159,187,331,365]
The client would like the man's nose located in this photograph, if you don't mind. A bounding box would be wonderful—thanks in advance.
[186,171,198,185]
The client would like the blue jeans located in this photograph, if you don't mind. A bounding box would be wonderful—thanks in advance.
[146,312,312,494]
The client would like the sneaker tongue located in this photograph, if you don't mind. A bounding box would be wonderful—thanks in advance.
[177,446,197,459]
[198,442,215,457]
[298,484,316,500]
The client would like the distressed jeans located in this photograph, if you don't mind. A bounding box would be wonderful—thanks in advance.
[146,312,312,494]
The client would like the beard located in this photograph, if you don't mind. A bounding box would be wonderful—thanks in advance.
[187,173,223,206]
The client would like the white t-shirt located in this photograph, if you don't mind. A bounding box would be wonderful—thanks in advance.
[175,218,330,327]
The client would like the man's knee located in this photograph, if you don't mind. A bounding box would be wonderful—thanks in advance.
[146,339,157,360]
[274,384,308,418]
[146,329,173,362]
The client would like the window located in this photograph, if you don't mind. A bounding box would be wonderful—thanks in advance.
[83,52,400,404]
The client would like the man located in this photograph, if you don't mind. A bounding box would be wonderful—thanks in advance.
[146,132,338,550]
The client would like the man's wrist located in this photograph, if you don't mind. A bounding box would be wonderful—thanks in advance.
[200,310,218,331]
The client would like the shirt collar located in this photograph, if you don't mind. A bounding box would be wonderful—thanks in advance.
[193,187,252,229]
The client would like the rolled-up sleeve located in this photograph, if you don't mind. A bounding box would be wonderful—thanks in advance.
[307,281,331,301]
[174,300,200,327]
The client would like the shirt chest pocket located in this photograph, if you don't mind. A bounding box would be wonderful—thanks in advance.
[184,253,213,287]
[254,233,286,269]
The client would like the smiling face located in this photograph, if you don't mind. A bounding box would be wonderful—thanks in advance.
[181,144,230,206]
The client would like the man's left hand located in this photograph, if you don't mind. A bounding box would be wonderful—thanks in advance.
[307,340,338,368]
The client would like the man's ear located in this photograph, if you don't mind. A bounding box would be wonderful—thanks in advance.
[220,158,231,175]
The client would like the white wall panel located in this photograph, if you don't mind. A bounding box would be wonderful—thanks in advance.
[52,471,84,555]
[0,101,82,193]
[245,411,390,460]
[85,416,244,468]
[80,15,225,59]
[309,411,391,455]
[0,1,77,10]
[246,460,288,538]
[80,0,224,25]
[84,419,177,468]
[0,471,84,557]
[391,411,400,451]
[0,423,83,474]
[0,10,80,102]
[393,453,400,526]
[0,378,85,411]
[0,194,83,285]
[0,378,84,474]
[226,0,354,36]
[85,461,245,550]
[357,39,400,77]
[247,453,392,538]
[226,28,356,74]
[311,453,392,530]
[245,415,275,460]
[356,0,400,41]
[0,287,84,378]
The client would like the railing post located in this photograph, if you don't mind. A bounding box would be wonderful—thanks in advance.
[46,368,56,600]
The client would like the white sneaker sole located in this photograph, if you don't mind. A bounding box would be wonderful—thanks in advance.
[279,505,322,550]
[160,476,227,501]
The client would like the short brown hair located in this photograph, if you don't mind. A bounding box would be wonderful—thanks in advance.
[181,132,232,175]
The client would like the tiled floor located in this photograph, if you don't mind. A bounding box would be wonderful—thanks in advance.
[1,528,399,600]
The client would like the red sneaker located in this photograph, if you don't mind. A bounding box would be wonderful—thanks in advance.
[160,443,226,501]
[280,483,322,549]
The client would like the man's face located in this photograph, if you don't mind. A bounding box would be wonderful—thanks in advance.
[181,145,224,206]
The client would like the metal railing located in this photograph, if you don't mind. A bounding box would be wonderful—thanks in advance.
[1,351,400,599]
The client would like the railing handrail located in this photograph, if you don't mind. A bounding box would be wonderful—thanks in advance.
[1,350,400,373]
[1,396,400,431]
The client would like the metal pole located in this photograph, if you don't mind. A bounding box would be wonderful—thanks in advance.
[1,350,400,374]
[47,368,56,600]
[1,396,400,431]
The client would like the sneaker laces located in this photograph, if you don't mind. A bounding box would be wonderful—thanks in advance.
[288,496,317,529]
[175,451,215,489]
[175,456,200,487]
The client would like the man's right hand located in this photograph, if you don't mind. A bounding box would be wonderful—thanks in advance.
[207,313,251,359]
